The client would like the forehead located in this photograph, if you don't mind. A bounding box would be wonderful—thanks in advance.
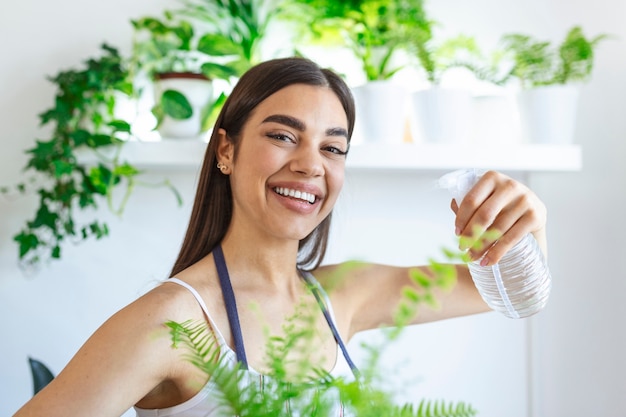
[250,84,348,127]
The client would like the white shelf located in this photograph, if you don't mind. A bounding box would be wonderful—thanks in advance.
[115,140,582,173]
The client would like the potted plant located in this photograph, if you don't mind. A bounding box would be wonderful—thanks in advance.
[296,0,431,144]
[0,44,180,268]
[131,12,240,139]
[407,32,487,144]
[499,26,608,144]
[131,0,295,139]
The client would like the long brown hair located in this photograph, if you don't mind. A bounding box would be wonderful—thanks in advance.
[170,57,355,276]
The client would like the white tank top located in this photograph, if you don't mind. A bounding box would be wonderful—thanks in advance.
[134,277,355,417]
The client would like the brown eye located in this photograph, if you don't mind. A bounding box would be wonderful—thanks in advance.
[266,133,295,143]
[323,145,347,156]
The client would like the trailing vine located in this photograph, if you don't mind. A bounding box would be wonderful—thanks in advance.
[1,44,180,268]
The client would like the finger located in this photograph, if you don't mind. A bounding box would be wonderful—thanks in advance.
[450,198,459,215]
[479,218,532,266]
[467,191,533,260]
[454,171,501,236]
[457,177,510,251]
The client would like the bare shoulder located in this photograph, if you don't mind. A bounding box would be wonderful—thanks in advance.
[13,279,214,417]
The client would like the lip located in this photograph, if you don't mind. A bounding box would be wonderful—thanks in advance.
[269,181,324,213]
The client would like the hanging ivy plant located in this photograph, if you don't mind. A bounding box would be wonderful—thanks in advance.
[1,44,181,268]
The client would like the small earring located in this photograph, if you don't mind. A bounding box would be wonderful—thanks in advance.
[216,162,227,173]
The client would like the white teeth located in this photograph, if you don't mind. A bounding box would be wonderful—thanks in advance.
[274,187,316,204]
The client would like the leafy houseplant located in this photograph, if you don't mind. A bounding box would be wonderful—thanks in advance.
[295,0,432,144]
[499,26,608,89]
[497,26,608,144]
[298,0,431,81]
[168,249,479,416]
[132,0,294,138]
[1,44,180,268]
[131,12,241,138]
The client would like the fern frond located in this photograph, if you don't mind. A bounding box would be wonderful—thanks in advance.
[395,399,478,417]
[166,319,219,370]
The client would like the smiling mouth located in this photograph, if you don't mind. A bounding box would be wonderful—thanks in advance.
[273,187,317,204]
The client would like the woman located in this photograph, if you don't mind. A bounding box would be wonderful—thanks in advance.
[14,57,548,416]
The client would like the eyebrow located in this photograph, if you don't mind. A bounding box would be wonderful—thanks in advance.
[261,114,348,139]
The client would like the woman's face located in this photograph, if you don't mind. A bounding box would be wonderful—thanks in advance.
[223,83,349,244]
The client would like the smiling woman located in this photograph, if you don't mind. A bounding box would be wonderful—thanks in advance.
[14,56,550,417]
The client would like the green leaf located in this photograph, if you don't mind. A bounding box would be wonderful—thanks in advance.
[14,231,39,258]
[161,89,193,120]
[108,119,132,133]
[409,269,432,289]
[200,62,239,80]
[70,129,91,147]
[28,201,59,232]
[87,134,117,148]
[51,245,61,259]
[197,33,242,56]
[113,163,140,177]
[88,165,113,195]
[52,160,74,178]
[25,140,57,171]
[201,92,227,132]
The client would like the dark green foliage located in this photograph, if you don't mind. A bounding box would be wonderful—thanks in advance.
[3,45,181,268]
[28,357,55,395]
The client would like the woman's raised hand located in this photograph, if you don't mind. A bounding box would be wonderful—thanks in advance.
[451,170,548,266]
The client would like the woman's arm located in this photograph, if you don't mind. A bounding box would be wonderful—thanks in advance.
[13,285,197,417]
[318,171,548,338]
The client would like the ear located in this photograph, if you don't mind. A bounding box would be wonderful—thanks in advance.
[216,128,234,168]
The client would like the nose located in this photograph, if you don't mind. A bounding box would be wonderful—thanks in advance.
[289,144,324,177]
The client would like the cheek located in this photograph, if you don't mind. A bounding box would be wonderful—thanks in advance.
[326,167,345,202]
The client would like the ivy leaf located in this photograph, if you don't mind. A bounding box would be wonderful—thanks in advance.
[89,221,109,239]
[88,134,117,148]
[25,140,57,171]
[52,160,74,178]
[51,245,61,259]
[70,129,91,147]
[14,232,40,259]
[28,201,59,232]
[161,89,193,120]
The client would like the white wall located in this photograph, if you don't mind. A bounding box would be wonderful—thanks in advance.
[1,1,625,417]
[423,2,626,416]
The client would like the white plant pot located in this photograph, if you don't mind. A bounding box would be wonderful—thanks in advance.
[517,85,580,145]
[351,81,409,144]
[410,87,473,144]
[471,94,520,145]
[153,73,213,139]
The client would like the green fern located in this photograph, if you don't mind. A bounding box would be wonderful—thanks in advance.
[393,399,477,417]
[166,242,479,415]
